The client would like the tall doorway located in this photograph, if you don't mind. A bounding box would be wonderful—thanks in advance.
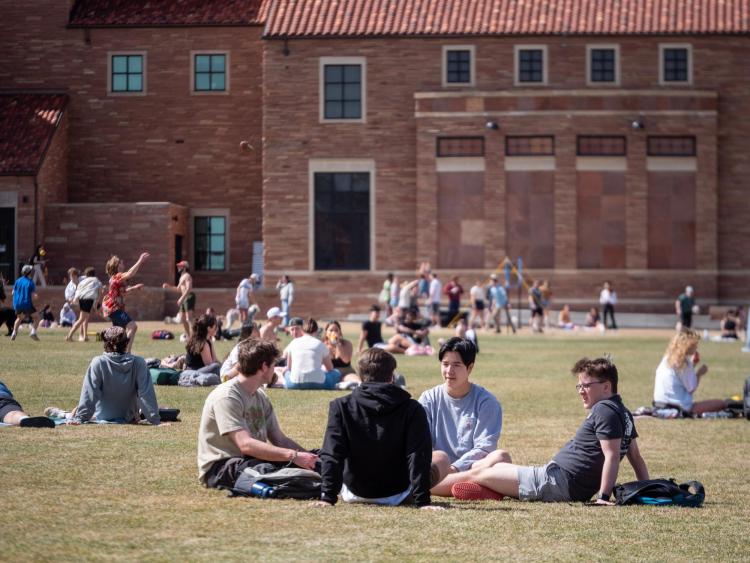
[0,207,15,282]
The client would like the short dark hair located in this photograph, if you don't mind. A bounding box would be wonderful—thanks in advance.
[571,357,618,393]
[239,322,258,341]
[237,339,279,376]
[102,326,128,354]
[438,337,477,367]
[83,266,95,277]
[369,304,381,312]
[303,317,318,335]
[358,348,397,383]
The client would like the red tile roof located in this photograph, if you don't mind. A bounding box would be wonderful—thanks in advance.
[69,0,270,26]
[0,93,68,175]
[264,0,750,38]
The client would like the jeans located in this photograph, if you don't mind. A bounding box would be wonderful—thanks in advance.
[281,300,291,327]
[283,369,341,390]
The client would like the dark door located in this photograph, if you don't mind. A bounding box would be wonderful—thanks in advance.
[0,208,14,282]
[174,234,183,284]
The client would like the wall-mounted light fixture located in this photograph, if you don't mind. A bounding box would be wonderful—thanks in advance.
[631,118,645,130]
[485,121,499,130]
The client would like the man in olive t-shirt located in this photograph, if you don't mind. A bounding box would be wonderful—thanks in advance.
[197,339,319,489]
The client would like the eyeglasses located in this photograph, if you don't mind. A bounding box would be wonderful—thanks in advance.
[576,381,606,392]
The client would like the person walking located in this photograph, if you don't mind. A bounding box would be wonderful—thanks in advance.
[599,281,618,330]
[276,274,294,327]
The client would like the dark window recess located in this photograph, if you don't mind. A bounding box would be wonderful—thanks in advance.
[590,48,616,82]
[647,136,696,157]
[324,64,362,119]
[194,216,226,271]
[437,137,485,157]
[314,172,370,270]
[663,48,689,82]
[506,136,555,156]
[111,55,143,92]
[194,54,226,91]
[518,49,544,83]
[446,49,471,83]
[577,136,626,156]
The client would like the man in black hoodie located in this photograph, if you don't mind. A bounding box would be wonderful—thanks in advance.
[314,348,442,510]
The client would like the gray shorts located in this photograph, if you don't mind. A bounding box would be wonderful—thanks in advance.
[516,462,571,502]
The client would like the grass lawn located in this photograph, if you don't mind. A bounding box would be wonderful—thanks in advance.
[1,322,749,561]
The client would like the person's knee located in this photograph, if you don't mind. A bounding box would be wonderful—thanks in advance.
[488,449,512,464]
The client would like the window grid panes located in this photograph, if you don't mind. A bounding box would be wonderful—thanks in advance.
[436,137,485,157]
[506,136,555,156]
[647,136,696,157]
[111,55,143,92]
[446,50,471,83]
[194,54,226,91]
[194,216,226,271]
[518,49,544,83]
[324,64,362,120]
[314,172,370,270]
[663,48,689,82]
[577,136,626,156]
[590,48,616,82]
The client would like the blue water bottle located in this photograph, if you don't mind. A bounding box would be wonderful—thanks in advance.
[250,481,277,498]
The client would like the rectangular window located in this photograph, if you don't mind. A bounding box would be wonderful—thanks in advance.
[660,44,692,84]
[515,46,546,85]
[194,216,226,271]
[437,137,484,157]
[445,49,472,84]
[506,136,555,156]
[323,64,362,120]
[577,136,627,156]
[111,54,143,92]
[194,54,226,91]
[314,172,370,270]
[647,136,696,157]
[589,48,616,83]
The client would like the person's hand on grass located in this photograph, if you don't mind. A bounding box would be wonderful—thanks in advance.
[309,500,333,508]
[419,505,446,511]
[593,499,615,506]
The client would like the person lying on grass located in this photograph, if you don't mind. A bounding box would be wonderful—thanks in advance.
[0,379,55,428]
[198,338,319,489]
[419,337,510,497]
[46,326,161,425]
[451,357,649,504]
[312,348,442,510]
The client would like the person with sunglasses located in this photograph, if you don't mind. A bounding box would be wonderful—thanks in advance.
[450,357,649,504]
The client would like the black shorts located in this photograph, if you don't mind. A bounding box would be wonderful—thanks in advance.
[680,312,693,328]
[475,300,485,311]
[14,306,36,317]
[0,397,23,421]
[204,456,286,489]
[79,298,94,313]
[531,306,544,317]
[180,293,196,313]
[430,303,440,314]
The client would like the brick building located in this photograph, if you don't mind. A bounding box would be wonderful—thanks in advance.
[1,0,749,318]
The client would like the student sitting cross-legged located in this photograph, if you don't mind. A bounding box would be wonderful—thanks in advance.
[198,338,318,489]
[312,348,442,510]
[419,337,510,496]
[450,357,649,504]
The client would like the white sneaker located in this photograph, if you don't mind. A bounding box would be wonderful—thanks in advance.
[179,333,188,342]
[335,381,359,391]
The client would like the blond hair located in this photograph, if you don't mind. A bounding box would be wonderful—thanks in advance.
[665,329,700,371]
[105,255,121,277]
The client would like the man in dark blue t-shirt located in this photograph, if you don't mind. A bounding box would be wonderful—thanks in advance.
[450,357,650,504]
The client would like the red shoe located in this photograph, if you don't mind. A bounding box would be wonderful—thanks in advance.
[451,482,504,501]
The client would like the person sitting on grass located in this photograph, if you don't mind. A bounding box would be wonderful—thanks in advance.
[450,357,649,504]
[220,323,259,382]
[386,308,430,354]
[102,252,149,353]
[323,320,357,377]
[259,306,285,342]
[10,264,40,341]
[312,348,441,510]
[184,314,221,377]
[0,379,55,428]
[198,338,319,489]
[419,337,507,497]
[653,329,729,416]
[49,326,161,425]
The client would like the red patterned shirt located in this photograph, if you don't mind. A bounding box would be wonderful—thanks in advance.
[103,273,127,315]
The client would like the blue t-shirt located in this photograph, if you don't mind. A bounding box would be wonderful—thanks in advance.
[12,276,36,310]
[488,285,508,307]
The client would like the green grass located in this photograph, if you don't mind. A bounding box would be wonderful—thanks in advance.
[1,323,749,561]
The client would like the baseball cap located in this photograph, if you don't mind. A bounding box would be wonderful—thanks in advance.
[249,273,259,280]
[266,306,286,319]
[21,264,33,275]
[490,274,498,280]
[287,317,304,327]
[176,260,189,270]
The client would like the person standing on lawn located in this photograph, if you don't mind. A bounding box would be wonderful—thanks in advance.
[450,357,649,503]
[162,260,195,340]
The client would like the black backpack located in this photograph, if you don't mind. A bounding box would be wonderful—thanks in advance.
[228,463,322,500]
[614,478,705,507]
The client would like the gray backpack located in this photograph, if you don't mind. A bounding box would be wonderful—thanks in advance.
[231,464,322,500]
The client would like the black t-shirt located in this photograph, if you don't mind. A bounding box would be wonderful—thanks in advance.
[552,395,638,501]
[361,320,383,348]
[399,321,425,344]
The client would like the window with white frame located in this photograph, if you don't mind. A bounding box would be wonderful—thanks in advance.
[660,44,692,84]
[587,45,619,85]
[193,53,228,92]
[320,57,366,122]
[515,46,547,85]
[443,46,475,86]
[109,52,146,94]
[194,214,227,271]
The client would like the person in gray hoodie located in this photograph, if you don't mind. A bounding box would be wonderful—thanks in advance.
[72,326,161,424]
